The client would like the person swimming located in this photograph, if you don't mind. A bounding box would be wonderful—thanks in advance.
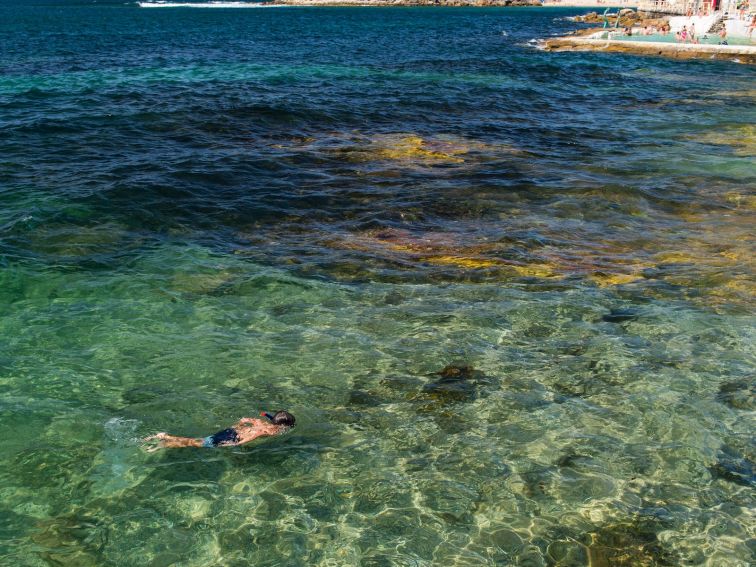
[143,410,295,451]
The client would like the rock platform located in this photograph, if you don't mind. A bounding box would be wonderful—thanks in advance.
[543,37,756,64]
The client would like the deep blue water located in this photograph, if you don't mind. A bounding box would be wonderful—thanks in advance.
[1,3,754,566]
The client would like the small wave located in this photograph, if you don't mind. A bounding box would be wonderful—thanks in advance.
[138,1,284,8]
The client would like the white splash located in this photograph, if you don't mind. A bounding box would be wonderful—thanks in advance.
[89,418,147,498]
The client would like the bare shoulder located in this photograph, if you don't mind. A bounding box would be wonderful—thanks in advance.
[236,417,266,427]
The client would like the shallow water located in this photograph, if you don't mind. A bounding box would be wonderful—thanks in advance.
[1,2,754,566]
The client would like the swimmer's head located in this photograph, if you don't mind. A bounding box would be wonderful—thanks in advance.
[261,410,296,427]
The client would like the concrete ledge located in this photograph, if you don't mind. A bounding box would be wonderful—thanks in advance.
[543,37,756,63]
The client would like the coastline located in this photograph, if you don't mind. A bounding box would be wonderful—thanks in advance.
[541,0,637,6]
[270,0,542,5]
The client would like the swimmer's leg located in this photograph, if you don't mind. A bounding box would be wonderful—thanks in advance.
[142,432,203,451]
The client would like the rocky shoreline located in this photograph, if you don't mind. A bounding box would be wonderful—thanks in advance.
[543,37,756,64]
[543,8,756,64]
[273,0,542,6]
[569,8,667,29]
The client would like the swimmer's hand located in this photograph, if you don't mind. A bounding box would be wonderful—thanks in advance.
[142,432,167,452]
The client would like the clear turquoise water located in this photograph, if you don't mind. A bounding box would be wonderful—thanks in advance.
[1,3,754,566]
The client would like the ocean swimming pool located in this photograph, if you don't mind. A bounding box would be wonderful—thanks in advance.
[597,30,754,46]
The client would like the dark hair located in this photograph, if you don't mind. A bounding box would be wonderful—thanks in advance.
[272,411,295,427]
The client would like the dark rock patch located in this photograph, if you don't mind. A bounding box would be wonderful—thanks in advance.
[716,378,755,411]
[710,448,755,487]
[602,307,642,323]
[582,520,679,566]
[413,363,489,407]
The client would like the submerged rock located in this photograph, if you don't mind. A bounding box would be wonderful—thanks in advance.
[347,389,383,407]
[407,365,493,431]
[418,364,486,405]
[709,448,755,487]
[716,378,755,411]
[435,364,478,381]
[121,385,172,405]
[33,511,106,566]
[582,521,679,566]
[419,380,476,405]
[602,307,642,323]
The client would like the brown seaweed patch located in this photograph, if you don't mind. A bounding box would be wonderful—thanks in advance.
[723,191,756,210]
[718,89,756,100]
[329,227,560,276]
[533,243,656,287]
[273,131,522,167]
[694,125,756,157]
[588,271,644,287]
[362,134,466,163]
[418,255,502,269]
[708,276,756,305]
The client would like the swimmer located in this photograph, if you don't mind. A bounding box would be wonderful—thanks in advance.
[143,410,295,451]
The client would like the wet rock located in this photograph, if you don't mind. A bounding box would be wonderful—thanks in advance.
[716,378,755,411]
[571,9,654,28]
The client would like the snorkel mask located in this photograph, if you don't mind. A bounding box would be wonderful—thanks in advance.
[260,410,295,429]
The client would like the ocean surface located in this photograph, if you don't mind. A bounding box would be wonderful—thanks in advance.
[1,2,754,566]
